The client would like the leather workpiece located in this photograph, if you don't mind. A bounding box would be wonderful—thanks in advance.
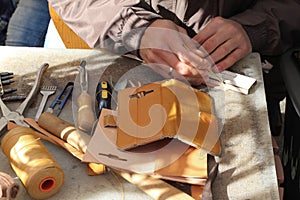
[116,79,221,155]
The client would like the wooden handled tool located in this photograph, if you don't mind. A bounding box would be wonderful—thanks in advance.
[37,112,105,175]
[77,60,95,133]
[38,112,91,153]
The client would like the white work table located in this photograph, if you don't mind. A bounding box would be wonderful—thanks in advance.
[0,46,279,200]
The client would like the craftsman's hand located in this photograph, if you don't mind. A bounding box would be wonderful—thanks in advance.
[139,19,211,86]
[193,17,252,72]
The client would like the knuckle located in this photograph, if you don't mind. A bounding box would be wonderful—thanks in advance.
[220,45,231,55]
[151,48,162,54]
[213,16,224,24]
[178,68,190,76]
[176,65,191,76]
[227,55,238,66]
[203,40,214,52]
[146,53,156,62]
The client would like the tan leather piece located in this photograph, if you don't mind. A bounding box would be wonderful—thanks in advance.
[116,79,221,155]
[191,184,204,200]
[48,5,90,49]
[153,146,208,184]
[24,118,106,175]
[103,115,117,127]
[24,118,84,160]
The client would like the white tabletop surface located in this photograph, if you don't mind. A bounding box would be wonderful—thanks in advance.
[0,46,279,200]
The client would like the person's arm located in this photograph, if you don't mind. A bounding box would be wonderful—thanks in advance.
[48,0,162,54]
[194,0,300,72]
[49,0,211,85]
[229,0,300,56]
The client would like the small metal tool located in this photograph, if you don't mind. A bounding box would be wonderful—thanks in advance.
[2,95,27,102]
[46,82,74,116]
[0,63,49,135]
[1,79,14,85]
[129,90,154,99]
[207,68,224,84]
[0,71,16,96]
[35,85,57,121]
[0,88,17,96]
[1,75,13,81]
[0,72,13,77]
[79,60,88,93]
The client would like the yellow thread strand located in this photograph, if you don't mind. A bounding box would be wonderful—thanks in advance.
[110,169,125,200]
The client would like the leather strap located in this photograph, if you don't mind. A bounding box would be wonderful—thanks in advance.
[24,118,84,160]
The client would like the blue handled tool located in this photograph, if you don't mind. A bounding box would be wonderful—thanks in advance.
[46,82,74,116]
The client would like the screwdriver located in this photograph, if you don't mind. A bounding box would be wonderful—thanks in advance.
[77,60,96,133]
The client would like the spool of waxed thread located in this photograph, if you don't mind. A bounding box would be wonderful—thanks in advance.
[0,172,20,200]
[1,127,64,200]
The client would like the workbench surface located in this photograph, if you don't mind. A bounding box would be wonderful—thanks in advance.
[0,46,279,200]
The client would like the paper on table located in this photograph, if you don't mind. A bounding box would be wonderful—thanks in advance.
[208,70,257,95]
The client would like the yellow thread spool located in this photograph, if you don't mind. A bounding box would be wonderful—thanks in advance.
[1,127,64,200]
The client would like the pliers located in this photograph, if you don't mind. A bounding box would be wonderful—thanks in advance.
[0,63,49,135]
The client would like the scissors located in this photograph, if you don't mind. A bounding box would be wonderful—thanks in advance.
[46,81,74,116]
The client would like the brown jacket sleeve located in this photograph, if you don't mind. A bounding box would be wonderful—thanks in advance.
[49,0,300,56]
[230,0,300,55]
[48,0,161,54]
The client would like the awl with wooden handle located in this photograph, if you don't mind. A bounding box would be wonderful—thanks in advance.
[38,112,90,153]
[37,112,106,174]
[77,60,95,133]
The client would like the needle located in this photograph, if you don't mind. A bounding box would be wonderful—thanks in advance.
[207,68,224,84]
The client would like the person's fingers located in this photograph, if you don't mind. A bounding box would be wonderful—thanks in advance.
[144,46,208,78]
[177,25,188,34]
[145,58,206,86]
[196,18,238,54]
[198,32,228,55]
[142,48,208,85]
[139,19,213,85]
[169,41,212,71]
[209,38,237,64]
[184,75,206,86]
[193,17,220,45]
[152,48,199,76]
[215,48,249,71]
[193,16,252,71]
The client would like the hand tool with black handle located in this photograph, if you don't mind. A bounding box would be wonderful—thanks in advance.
[95,80,112,118]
